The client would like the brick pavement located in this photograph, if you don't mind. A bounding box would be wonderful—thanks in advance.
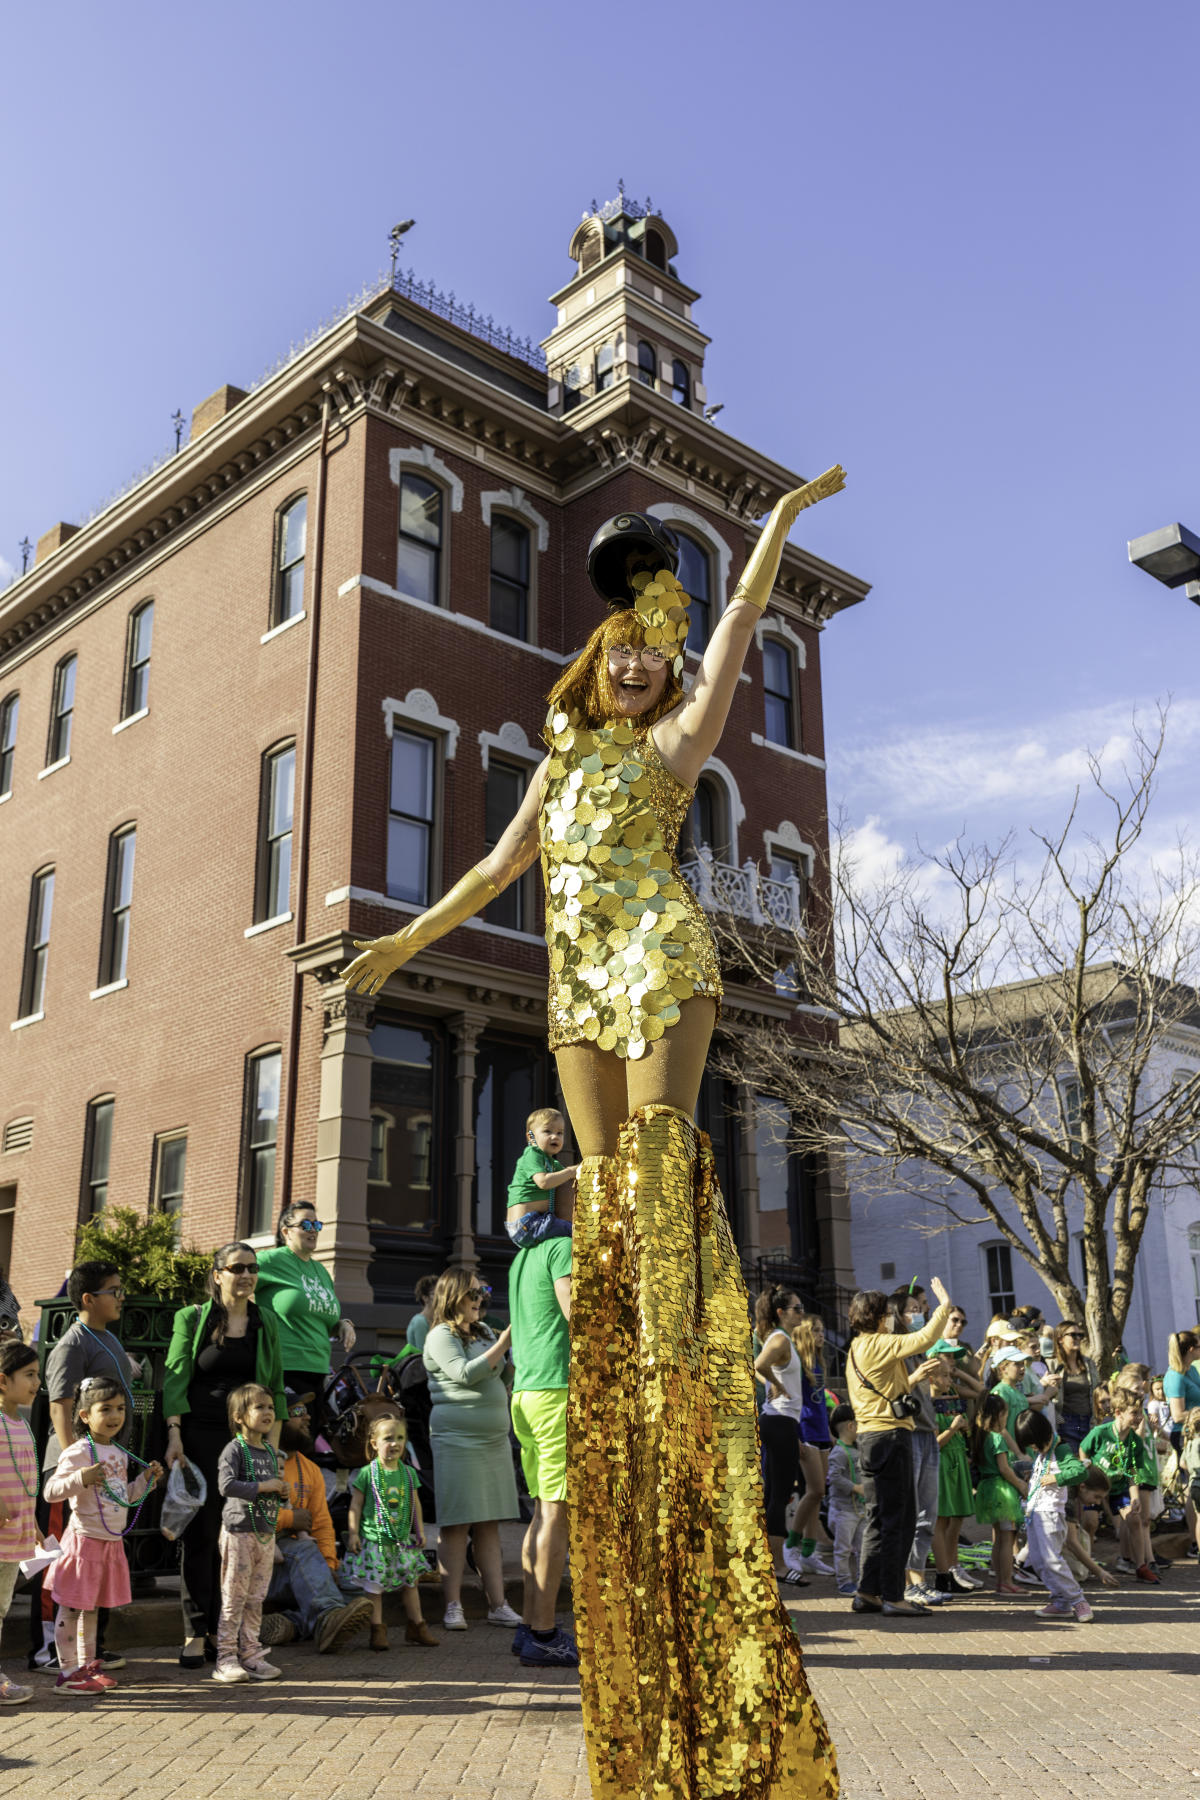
[3,1563,1200,1800]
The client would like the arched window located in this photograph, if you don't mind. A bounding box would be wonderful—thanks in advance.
[273,496,307,626]
[0,692,18,797]
[762,638,796,749]
[19,866,54,1019]
[47,654,76,765]
[671,360,691,408]
[99,824,136,986]
[122,600,153,718]
[388,731,435,906]
[81,1096,115,1219]
[682,774,729,864]
[637,341,657,387]
[580,229,603,273]
[397,474,444,606]
[489,516,531,640]
[645,228,668,271]
[675,532,712,652]
[241,1048,281,1237]
[256,742,295,923]
[595,342,615,393]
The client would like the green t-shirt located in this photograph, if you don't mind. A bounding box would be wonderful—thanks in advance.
[256,1246,341,1372]
[1080,1421,1155,1488]
[509,1235,572,1392]
[978,1430,1007,1481]
[508,1144,561,1213]
[990,1380,1027,1443]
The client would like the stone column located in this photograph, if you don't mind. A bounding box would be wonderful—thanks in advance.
[448,1012,489,1271]
[313,984,376,1310]
[736,1081,763,1273]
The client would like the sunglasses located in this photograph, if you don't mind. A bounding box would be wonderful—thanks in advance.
[288,1404,309,1418]
[1061,1330,1082,1339]
[223,1263,259,1276]
[295,1219,324,1234]
[466,1287,491,1303]
[94,1286,126,1300]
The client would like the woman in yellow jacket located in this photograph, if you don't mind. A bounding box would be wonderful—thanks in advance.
[845,1275,953,1617]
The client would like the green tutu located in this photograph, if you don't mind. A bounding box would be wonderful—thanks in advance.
[937,1433,974,1519]
[974,1474,1022,1527]
[341,1535,427,1592]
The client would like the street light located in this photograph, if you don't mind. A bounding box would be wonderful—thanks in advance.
[1127,521,1200,606]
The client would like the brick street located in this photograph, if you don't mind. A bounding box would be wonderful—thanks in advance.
[3,1562,1199,1800]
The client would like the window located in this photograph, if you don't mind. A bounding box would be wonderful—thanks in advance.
[1061,1077,1082,1151]
[396,475,443,606]
[19,867,54,1018]
[768,849,808,929]
[675,532,711,652]
[762,639,795,749]
[484,761,528,931]
[243,1050,280,1236]
[595,342,615,393]
[368,1019,441,1233]
[99,826,136,986]
[637,341,657,387]
[388,731,434,906]
[0,1187,14,1302]
[671,360,691,408]
[579,229,603,273]
[1189,1224,1200,1314]
[257,743,295,922]
[0,693,17,796]
[82,1098,114,1218]
[645,227,668,271]
[154,1134,187,1220]
[682,774,729,863]
[123,601,153,718]
[985,1243,1015,1317]
[489,516,531,641]
[47,654,76,764]
[274,497,307,626]
[474,1036,551,1238]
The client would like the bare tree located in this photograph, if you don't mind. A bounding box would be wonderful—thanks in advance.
[715,712,1200,1369]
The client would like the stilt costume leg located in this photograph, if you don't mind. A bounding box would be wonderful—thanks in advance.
[568,1106,839,1800]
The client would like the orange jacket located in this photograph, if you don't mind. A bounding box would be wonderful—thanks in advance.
[276,1450,337,1571]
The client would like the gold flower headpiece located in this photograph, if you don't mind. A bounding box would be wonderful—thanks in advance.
[630,567,690,677]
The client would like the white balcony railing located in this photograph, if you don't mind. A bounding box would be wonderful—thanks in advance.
[679,848,806,932]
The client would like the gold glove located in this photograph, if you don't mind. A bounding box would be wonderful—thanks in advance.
[731,464,846,611]
[342,865,499,997]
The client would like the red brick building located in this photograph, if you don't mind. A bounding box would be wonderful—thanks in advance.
[0,194,868,1342]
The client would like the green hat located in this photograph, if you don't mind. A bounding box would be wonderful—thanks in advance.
[930,1339,967,1358]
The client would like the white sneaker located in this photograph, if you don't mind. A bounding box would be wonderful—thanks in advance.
[799,1553,835,1576]
[443,1602,467,1630]
[211,1662,250,1684]
[487,1601,523,1627]
[1114,1557,1136,1575]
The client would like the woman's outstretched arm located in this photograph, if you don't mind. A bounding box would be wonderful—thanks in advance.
[654,466,845,789]
[343,753,549,996]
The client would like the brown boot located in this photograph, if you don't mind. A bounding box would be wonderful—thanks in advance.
[405,1620,439,1647]
[369,1624,389,1653]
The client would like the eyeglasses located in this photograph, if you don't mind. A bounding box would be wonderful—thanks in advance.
[295,1219,324,1234]
[95,1286,125,1299]
[1061,1331,1082,1339]
[609,644,668,670]
[223,1263,259,1276]
[466,1286,491,1303]
[288,1404,309,1418]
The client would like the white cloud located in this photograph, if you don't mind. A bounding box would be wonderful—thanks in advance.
[0,554,15,588]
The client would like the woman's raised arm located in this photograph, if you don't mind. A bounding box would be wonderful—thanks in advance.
[654,467,844,789]
[343,753,549,996]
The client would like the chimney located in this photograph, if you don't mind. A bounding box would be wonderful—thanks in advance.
[190,383,248,440]
[35,522,80,566]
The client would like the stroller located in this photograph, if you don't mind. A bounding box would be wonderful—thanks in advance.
[319,1349,437,1521]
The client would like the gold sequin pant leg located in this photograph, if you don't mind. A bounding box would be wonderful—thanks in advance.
[568,1106,839,1800]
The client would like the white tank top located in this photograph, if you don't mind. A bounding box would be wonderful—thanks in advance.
[762,1330,806,1421]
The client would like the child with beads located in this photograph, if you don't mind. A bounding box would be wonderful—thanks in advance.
[344,1410,436,1651]
[0,1341,41,1705]
[1081,1386,1161,1585]
[45,1375,163,1695]
[1014,1408,1095,1622]
[971,1391,1028,1594]
[505,1108,578,1248]
[213,1383,289,1684]
[927,1355,977,1596]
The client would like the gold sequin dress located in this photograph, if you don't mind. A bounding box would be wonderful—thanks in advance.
[539,711,723,1058]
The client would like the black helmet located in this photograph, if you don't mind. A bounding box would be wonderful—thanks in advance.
[586,512,681,607]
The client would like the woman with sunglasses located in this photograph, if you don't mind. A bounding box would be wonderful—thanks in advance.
[163,1243,287,1667]
[1045,1322,1100,1452]
[255,1202,357,1428]
[421,1268,521,1633]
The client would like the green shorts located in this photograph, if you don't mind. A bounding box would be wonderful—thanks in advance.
[511,1389,568,1503]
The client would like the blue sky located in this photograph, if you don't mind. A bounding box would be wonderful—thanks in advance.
[4,1,1199,868]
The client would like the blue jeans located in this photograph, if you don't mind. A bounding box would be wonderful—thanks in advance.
[505,1213,573,1248]
[265,1536,360,1639]
[906,1428,940,1577]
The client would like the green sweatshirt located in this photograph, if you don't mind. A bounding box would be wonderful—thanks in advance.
[162,1301,287,1420]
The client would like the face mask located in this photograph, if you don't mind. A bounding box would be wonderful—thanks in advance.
[907,1312,925,1331]
[1039,1336,1054,1356]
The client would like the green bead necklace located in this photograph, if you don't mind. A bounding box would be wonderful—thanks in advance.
[237,1434,281,1546]
[1,1409,36,1499]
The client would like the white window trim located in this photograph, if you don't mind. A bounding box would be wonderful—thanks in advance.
[750,733,826,770]
[89,978,129,1000]
[261,611,307,646]
[383,690,459,760]
[244,911,294,939]
[763,821,816,877]
[0,793,10,806]
[755,612,807,665]
[692,757,746,864]
[37,755,70,780]
[10,1012,44,1031]
[478,722,542,771]
[647,501,732,623]
[112,707,149,735]
[480,486,549,553]
[388,445,464,513]
[340,575,567,665]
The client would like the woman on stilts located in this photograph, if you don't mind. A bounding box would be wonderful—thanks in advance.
[345,467,845,1800]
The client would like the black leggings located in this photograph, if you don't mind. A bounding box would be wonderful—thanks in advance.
[760,1412,802,1537]
[178,1419,229,1640]
[858,1428,916,1603]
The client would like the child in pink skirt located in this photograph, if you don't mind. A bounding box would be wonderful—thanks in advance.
[44,1374,162,1696]
[0,1341,42,1706]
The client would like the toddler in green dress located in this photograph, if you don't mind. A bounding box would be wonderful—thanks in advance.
[929,1358,975,1595]
[971,1391,1028,1595]
[344,1413,437,1651]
